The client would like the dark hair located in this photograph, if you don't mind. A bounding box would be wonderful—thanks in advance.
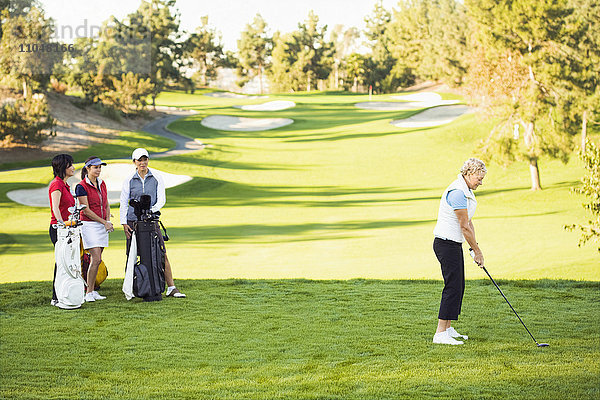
[81,156,99,180]
[51,154,74,179]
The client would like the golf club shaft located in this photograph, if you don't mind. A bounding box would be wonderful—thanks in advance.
[482,266,539,344]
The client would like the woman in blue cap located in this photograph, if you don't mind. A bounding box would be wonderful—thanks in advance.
[76,156,113,302]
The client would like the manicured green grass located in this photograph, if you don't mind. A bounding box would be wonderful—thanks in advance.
[156,90,597,280]
[0,90,597,282]
[0,279,598,400]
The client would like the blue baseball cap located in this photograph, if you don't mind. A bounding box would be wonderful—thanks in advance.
[84,157,107,167]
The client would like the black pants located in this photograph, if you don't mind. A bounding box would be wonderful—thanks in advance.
[433,237,465,320]
[49,225,58,301]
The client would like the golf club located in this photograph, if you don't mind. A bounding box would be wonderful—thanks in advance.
[470,249,549,347]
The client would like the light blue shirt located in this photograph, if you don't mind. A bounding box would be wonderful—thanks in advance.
[446,189,467,210]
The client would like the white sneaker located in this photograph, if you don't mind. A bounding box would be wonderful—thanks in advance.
[91,291,106,300]
[447,327,468,340]
[84,293,96,302]
[166,287,186,298]
[50,299,59,306]
[433,330,464,345]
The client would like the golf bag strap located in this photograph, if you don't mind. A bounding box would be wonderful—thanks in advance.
[159,220,169,241]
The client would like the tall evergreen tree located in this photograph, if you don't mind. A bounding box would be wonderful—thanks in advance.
[0,5,60,97]
[184,16,225,88]
[268,12,333,92]
[291,11,333,91]
[133,0,182,108]
[386,0,468,86]
[549,0,600,152]
[237,14,271,94]
[342,52,366,92]
[363,0,399,92]
[466,0,576,190]
[329,24,360,90]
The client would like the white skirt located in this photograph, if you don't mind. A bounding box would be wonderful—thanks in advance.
[81,221,109,249]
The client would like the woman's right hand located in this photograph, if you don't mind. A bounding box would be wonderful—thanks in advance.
[123,224,133,239]
[104,221,114,233]
[473,249,484,268]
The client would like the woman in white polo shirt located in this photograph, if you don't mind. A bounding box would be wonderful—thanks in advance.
[432,158,486,345]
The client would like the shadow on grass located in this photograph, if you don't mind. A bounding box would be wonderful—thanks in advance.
[166,178,438,208]
[162,219,435,244]
[476,180,580,198]
[164,147,301,171]
[0,231,50,255]
[0,218,434,255]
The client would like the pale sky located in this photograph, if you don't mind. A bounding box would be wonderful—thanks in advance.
[41,0,398,50]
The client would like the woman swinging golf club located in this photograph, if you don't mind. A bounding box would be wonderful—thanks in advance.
[432,158,486,345]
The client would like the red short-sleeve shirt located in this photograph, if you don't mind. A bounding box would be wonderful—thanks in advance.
[48,176,75,224]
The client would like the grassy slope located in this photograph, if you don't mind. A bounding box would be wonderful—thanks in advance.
[0,279,598,400]
[0,90,597,282]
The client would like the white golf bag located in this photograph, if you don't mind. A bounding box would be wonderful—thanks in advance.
[54,206,87,309]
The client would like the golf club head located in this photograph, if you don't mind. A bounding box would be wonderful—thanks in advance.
[537,343,550,347]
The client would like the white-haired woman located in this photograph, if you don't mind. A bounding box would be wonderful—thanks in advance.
[432,158,487,345]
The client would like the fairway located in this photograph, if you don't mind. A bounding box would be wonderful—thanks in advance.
[0,90,598,282]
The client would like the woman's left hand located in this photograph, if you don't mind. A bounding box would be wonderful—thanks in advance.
[104,221,114,233]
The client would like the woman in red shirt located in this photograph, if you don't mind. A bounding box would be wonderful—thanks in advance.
[75,156,113,302]
[49,154,76,306]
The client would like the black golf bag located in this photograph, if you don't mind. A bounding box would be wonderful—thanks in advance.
[122,194,166,302]
[132,220,166,302]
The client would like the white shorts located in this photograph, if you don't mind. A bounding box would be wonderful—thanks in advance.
[81,221,109,249]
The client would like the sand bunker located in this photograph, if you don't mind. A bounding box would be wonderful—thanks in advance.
[204,92,264,99]
[354,101,430,111]
[390,105,471,128]
[7,164,192,208]
[201,115,294,131]
[391,91,460,107]
[355,91,460,111]
[234,100,296,111]
[391,92,442,103]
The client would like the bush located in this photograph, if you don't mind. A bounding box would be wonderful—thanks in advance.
[50,78,68,94]
[99,72,154,116]
[0,97,55,146]
[566,139,600,252]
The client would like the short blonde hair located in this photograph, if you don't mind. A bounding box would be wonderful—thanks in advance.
[460,158,487,176]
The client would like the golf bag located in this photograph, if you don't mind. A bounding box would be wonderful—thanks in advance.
[123,194,166,302]
[132,220,166,302]
[54,224,86,309]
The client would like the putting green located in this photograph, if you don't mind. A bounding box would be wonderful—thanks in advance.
[0,91,597,282]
